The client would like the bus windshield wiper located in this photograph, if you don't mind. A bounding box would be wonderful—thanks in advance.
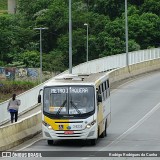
[56,100,67,115]
[70,101,81,114]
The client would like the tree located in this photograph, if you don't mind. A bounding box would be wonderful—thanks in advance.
[18,0,53,20]
[89,0,125,19]
[0,0,160,73]
[128,13,160,49]
[140,0,160,16]
[43,50,66,72]
[8,51,40,68]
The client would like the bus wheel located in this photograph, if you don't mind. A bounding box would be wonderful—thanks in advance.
[100,130,105,138]
[47,140,53,145]
[100,121,107,138]
[90,139,97,145]
[104,121,107,137]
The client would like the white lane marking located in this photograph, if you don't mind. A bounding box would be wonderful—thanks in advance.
[100,101,160,150]
[17,137,42,151]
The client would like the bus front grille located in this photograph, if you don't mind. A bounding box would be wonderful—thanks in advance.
[54,131,84,137]
[57,136,81,138]
[56,133,81,135]
[55,121,83,123]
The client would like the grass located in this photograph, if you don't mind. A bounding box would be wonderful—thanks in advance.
[0,0,7,10]
[0,80,39,103]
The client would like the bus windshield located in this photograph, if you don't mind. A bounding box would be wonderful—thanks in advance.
[43,86,95,116]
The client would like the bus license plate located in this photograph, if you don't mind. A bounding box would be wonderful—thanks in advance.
[64,131,74,134]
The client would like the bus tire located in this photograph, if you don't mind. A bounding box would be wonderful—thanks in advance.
[104,121,107,137]
[100,130,105,138]
[100,121,107,138]
[99,125,105,138]
[47,140,53,145]
[90,139,97,145]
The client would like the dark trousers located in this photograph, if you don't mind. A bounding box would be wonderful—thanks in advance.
[10,111,18,123]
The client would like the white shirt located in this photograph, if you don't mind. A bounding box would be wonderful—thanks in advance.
[7,99,21,111]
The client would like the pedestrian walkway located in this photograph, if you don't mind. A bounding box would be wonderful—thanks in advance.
[0,104,41,126]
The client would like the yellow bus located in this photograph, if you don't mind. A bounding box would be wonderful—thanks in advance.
[38,73,111,145]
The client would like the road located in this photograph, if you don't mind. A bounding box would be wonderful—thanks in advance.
[8,71,160,159]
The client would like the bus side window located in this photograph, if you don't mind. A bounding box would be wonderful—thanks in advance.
[98,86,101,94]
[107,79,110,97]
[104,81,107,90]
[103,82,106,100]
[105,81,108,99]
[97,85,102,105]
[99,84,103,101]
[107,79,109,88]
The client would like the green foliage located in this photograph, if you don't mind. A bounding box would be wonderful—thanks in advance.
[89,0,125,19]
[18,0,53,20]
[7,51,40,68]
[43,50,66,72]
[140,0,160,16]
[0,80,38,102]
[0,80,36,93]
[0,61,5,66]
[0,0,160,73]
[0,0,7,10]
[128,12,160,49]
[128,40,141,51]
[19,51,40,67]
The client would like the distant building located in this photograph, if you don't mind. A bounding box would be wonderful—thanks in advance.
[8,0,16,14]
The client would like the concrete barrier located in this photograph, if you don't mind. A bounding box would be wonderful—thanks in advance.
[1,58,160,151]
[0,103,41,126]
[109,58,160,88]
[0,111,41,151]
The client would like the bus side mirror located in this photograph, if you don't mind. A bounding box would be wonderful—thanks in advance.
[38,95,41,103]
[98,95,102,103]
[38,89,43,103]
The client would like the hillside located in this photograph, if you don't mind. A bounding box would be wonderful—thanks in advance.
[0,0,7,9]
[0,0,7,14]
[0,80,38,103]
[0,0,160,72]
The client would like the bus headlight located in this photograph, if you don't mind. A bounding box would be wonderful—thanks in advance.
[86,124,92,129]
[86,120,96,129]
[48,126,52,129]
[42,121,52,130]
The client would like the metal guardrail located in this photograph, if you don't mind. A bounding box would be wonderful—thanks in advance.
[0,48,160,124]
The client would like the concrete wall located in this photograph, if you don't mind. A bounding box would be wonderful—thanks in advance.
[8,0,16,14]
[1,58,160,151]
[0,84,42,125]
[109,58,160,87]
[0,111,41,151]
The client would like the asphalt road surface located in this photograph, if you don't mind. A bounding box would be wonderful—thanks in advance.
[7,71,160,160]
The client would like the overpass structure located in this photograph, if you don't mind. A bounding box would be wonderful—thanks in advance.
[0,48,160,150]
[1,48,160,125]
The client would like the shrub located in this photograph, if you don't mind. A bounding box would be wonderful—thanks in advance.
[0,80,38,102]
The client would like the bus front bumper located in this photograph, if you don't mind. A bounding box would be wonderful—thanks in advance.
[42,124,97,140]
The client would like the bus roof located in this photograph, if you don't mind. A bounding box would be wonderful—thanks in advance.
[44,72,109,87]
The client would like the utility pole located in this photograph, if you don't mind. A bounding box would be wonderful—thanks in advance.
[84,23,89,62]
[34,27,48,83]
[69,0,72,74]
[125,0,129,66]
